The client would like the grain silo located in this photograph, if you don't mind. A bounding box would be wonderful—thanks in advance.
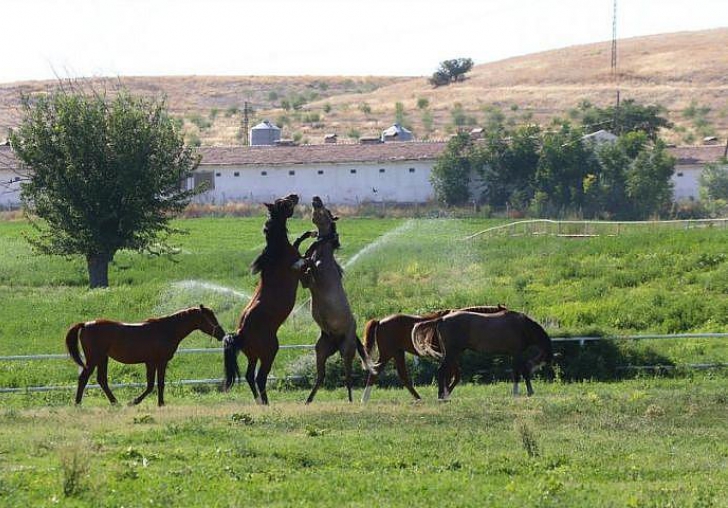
[250,120,281,146]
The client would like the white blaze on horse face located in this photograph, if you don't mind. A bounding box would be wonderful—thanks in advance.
[361,384,373,403]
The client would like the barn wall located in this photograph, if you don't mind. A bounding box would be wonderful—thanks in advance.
[0,170,22,208]
[195,160,435,204]
[671,165,703,201]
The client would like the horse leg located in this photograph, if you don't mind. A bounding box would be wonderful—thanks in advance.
[511,357,524,397]
[75,363,96,405]
[96,357,117,405]
[447,363,461,395]
[523,364,535,397]
[244,356,259,401]
[157,361,168,407]
[132,362,156,405]
[256,353,277,405]
[342,339,357,403]
[306,335,335,404]
[362,352,389,403]
[393,352,421,401]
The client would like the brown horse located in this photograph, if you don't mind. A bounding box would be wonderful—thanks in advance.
[223,194,308,405]
[298,196,375,404]
[66,305,226,406]
[361,305,507,402]
[411,310,553,400]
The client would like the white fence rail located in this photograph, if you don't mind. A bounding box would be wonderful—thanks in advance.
[1,333,726,394]
[464,218,728,240]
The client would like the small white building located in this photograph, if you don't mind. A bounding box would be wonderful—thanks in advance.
[670,145,727,201]
[0,146,24,209]
[192,141,446,205]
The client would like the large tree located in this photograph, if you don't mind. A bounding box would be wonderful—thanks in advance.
[430,132,473,206]
[429,58,474,87]
[10,85,200,288]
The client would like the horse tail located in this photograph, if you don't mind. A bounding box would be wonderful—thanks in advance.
[411,318,445,360]
[355,335,377,375]
[223,334,241,390]
[65,323,86,369]
[363,319,379,356]
[525,317,553,372]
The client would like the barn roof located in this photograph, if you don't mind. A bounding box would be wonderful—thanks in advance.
[669,144,727,165]
[1,142,726,171]
[197,141,447,166]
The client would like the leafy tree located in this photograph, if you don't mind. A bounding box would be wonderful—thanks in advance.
[10,86,200,288]
[579,99,672,141]
[624,139,675,218]
[430,132,473,205]
[699,158,728,201]
[394,102,408,127]
[535,123,598,214]
[429,58,474,87]
[477,124,541,209]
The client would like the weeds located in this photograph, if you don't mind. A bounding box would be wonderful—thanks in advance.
[59,445,90,497]
[515,420,540,458]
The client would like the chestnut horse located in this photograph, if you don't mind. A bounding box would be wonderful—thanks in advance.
[65,305,226,406]
[298,196,375,404]
[361,305,507,402]
[411,309,553,400]
[223,194,308,405]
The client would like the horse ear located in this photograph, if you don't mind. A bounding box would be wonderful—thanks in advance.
[264,202,273,211]
[199,304,205,309]
[332,215,339,221]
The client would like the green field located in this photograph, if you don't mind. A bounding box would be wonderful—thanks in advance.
[1,216,727,506]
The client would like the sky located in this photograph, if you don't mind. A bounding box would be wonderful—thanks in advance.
[3,0,727,84]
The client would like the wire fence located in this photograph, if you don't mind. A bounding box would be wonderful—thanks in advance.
[1,333,726,394]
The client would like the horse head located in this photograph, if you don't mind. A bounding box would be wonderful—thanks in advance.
[197,304,226,340]
[265,193,299,221]
[310,196,340,249]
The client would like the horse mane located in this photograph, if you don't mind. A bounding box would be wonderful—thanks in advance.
[419,309,451,320]
[459,304,508,314]
[251,215,290,274]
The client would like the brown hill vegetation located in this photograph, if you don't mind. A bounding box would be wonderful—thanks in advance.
[1,28,726,145]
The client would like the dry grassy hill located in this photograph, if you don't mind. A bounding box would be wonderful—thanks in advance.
[1,28,726,145]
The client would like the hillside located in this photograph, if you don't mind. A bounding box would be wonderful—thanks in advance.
[1,28,727,145]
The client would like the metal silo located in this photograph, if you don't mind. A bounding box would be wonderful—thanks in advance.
[250,120,282,146]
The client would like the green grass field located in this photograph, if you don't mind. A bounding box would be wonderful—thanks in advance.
[1,216,727,506]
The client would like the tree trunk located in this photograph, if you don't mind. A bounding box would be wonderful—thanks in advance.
[87,254,111,288]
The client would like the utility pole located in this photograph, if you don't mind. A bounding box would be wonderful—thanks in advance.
[611,0,620,135]
[241,101,254,146]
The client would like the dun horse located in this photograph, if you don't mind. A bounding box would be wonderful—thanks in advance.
[299,196,375,403]
[361,305,506,402]
[66,305,226,406]
[411,309,553,400]
[223,194,307,405]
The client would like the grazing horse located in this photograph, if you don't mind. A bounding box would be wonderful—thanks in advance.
[299,196,375,403]
[361,305,506,402]
[411,310,553,400]
[223,194,307,405]
[65,305,226,406]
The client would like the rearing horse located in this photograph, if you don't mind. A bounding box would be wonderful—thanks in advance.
[299,196,375,403]
[223,194,307,405]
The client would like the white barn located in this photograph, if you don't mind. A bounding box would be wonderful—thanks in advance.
[669,145,727,201]
[190,141,447,205]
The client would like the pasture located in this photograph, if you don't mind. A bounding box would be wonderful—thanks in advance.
[1,215,727,506]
